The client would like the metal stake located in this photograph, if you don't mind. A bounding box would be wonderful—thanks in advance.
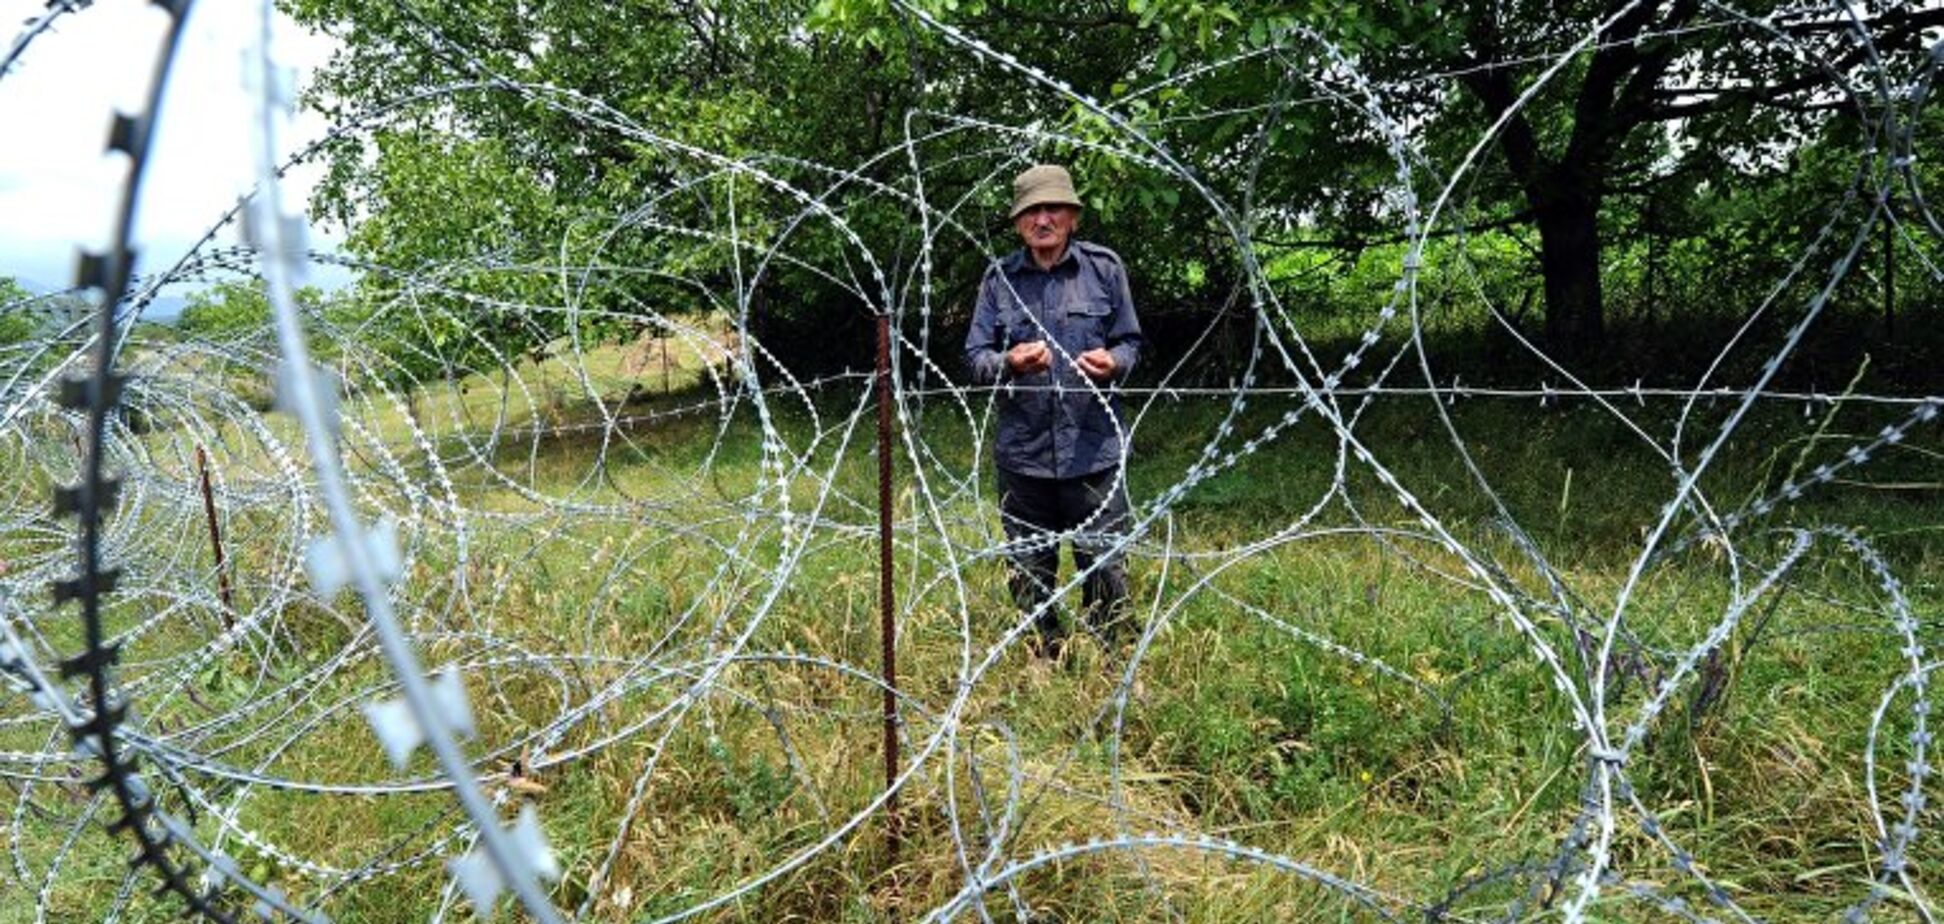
[196,446,234,624]
[876,311,902,895]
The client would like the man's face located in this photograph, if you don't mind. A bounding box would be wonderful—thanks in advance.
[1013,203,1079,256]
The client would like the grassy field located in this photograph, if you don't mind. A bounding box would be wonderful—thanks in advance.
[3,334,1941,922]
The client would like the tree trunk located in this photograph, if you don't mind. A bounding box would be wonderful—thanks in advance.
[1533,184,1607,355]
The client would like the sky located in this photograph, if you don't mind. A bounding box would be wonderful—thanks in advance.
[0,0,341,292]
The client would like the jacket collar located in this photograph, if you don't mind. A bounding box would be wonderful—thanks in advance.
[1003,243,1079,275]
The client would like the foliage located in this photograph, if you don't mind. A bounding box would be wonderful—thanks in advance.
[180,280,265,337]
[285,0,1940,377]
[0,277,33,346]
[287,0,941,372]
[0,277,92,352]
[1101,0,1944,353]
[177,279,332,340]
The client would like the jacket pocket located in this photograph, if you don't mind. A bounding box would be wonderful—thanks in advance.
[1062,299,1112,351]
[1004,305,1046,346]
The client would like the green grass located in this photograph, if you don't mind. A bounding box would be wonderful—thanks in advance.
[3,337,1941,922]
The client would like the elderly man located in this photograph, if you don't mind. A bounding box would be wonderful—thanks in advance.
[965,164,1144,655]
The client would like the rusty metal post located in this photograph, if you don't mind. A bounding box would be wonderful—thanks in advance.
[876,311,902,890]
[195,446,234,625]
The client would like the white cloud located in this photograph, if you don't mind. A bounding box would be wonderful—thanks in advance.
[0,0,342,289]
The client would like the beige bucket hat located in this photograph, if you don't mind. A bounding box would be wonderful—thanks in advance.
[1009,164,1083,218]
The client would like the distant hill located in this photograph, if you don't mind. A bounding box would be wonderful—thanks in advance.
[138,295,188,323]
[6,277,189,325]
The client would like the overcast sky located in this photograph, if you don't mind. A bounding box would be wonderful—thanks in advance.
[0,0,340,291]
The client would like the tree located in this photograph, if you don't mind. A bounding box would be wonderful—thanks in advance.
[1076,0,1942,353]
[178,280,271,338]
[288,0,1939,376]
[287,0,1170,375]
[178,279,329,340]
[1431,0,1942,352]
[0,277,33,346]
[0,277,92,347]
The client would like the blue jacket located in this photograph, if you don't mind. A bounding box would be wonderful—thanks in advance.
[965,240,1143,478]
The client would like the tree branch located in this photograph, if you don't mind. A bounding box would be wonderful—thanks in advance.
[1608,0,1702,132]
[1461,8,1545,192]
[1250,207,1538,251]
[964,0,1136,31]
[1643,6,1944,120]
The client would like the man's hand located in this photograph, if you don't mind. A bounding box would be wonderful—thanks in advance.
[1007,340,1051,375]
[1076,348,1117,382]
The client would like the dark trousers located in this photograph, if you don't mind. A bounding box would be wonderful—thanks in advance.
[996,466,1132,639]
